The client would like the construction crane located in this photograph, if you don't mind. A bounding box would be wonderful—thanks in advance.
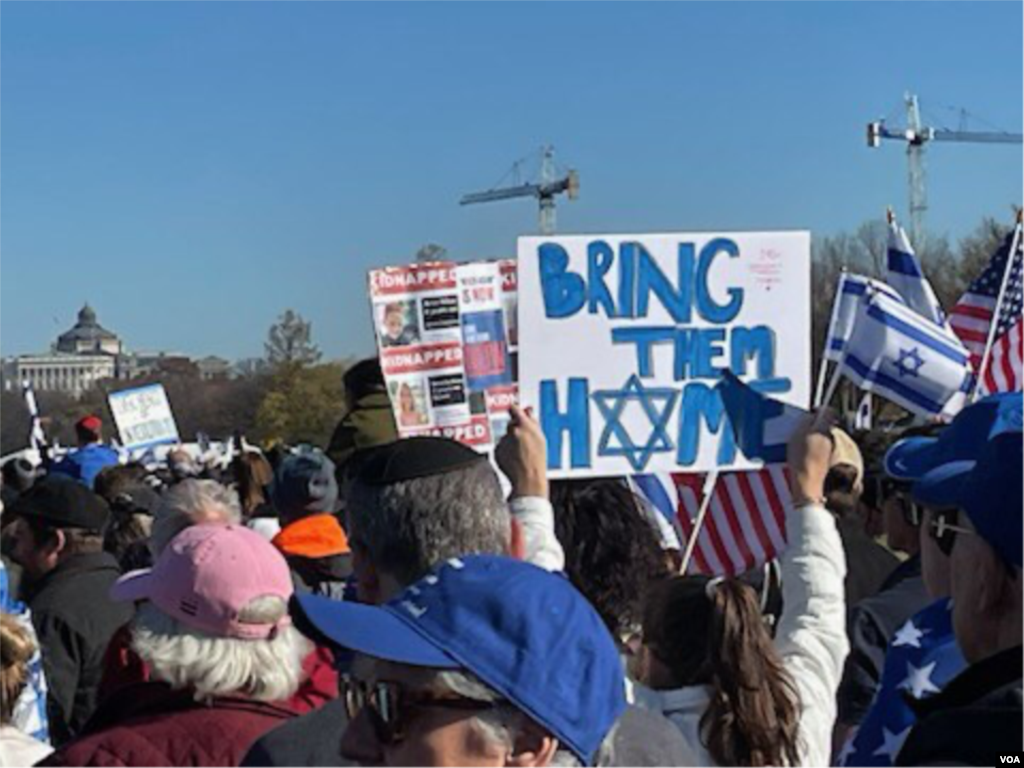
[461,146,579,235]
[867,92,1023,249]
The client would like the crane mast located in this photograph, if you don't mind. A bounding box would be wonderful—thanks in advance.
[867,92,1023,249]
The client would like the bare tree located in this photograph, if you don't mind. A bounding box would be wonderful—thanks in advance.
[415,243,448,263]
[264,310,322,368]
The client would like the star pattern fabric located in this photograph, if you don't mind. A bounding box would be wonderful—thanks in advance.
[872,726,913,760]
[891,619,927,649]
[950,228,1023,393]
[898,660,942,699]
[839,598,966,766]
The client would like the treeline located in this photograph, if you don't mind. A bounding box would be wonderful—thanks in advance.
[1,216,1013,456]
[809,215,1011,367]
[1,310,350,456]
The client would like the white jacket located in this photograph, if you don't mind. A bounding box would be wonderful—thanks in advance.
[634,502,849,766]
[0,726,52,767]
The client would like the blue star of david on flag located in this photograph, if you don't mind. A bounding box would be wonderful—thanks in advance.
[592,374,678,471]
[895,347,925,378]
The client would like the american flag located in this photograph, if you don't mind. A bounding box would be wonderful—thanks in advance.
[949,226,1024,395]
[633,468,791,576]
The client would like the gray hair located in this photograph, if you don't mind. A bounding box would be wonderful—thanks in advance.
[131,601,310,703]
[427,669,586,767]
[150,479,242,555]
[346,461,510,586]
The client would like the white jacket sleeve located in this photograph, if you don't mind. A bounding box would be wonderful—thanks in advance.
[508,496,565,572]
[776,502,849,767]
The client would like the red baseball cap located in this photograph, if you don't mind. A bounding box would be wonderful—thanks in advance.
[76,415,103,435]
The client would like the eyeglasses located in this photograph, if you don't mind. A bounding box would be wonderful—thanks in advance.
[340,674,497,745]
[928,508,974,557]
[894,492,924,528]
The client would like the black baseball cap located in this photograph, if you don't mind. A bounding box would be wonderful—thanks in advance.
[9,477,110,531]
[356,437,486,486]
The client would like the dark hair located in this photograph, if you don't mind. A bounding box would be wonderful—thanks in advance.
[94,463,148,505]
[824,463,861,520]
[550,479,670,639]
[104,511,154,571]
[642,575,801,766]
[344,358,387,403]
[232,452,274,518]
[23,516,104,557]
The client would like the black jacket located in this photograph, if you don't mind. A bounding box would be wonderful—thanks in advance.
[897,644,1023,766]
[288,553,353,601]
[24,552,134,746]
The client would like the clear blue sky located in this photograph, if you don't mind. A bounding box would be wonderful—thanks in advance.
[2,2,1021,361]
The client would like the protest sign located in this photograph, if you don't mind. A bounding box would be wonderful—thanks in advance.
[368,260,518,451]
[518,232,811,478]
[108,383,180,450]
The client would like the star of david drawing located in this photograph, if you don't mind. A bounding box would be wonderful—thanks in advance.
[592,374,678,472]
[895,347,925,378]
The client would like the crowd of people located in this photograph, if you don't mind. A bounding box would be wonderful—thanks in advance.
[0,356,1020,767]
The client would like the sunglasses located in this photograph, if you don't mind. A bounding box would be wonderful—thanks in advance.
[928,508,973,557]
[341,674,497,746]
[894,492,924,528]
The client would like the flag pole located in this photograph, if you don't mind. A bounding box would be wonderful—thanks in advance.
[817,363,844,416]
[815,268,848,407]
[971,214,1023,403]
[679,469,719,575]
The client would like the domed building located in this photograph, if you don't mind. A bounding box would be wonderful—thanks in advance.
[55,304,123,355]
[2,303,122,397]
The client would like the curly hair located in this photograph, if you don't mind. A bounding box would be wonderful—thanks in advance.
[550,478,670,640]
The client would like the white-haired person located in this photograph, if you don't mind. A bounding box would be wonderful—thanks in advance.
[97,479,339,713]
[38,524,311,766]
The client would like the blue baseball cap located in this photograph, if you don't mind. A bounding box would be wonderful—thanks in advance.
[298,555,626,764]
[884,392,1023,480]
[914,431,1023,568]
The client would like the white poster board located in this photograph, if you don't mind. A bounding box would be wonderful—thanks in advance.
[108,383,180,450]
[518,232,811,478]
[368,260,518,452]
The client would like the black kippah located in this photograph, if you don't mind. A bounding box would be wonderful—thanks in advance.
[356,437,485,486]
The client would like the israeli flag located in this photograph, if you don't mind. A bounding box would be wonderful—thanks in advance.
[717,370,808,464]
[887,220,948,328]
[823,272,903,362]
[840,289,973,418]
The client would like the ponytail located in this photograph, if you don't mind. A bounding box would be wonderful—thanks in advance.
[702,579,801,766]
[642,575,801,766]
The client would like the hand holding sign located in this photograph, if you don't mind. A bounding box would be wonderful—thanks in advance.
[786,411,837,508]
[496,405,549,500]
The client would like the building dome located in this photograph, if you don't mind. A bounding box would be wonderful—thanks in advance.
[56,303,121,354]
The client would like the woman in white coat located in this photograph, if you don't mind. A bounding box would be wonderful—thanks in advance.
[632,417,850,766]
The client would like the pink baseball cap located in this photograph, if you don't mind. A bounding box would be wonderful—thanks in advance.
[111,524,294,639]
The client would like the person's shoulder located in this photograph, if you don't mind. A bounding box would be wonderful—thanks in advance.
[600,704,702,767]
[240,699,350,767]
[898,695,1022,766]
